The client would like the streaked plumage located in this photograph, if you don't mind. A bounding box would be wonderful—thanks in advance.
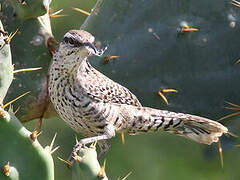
[48,30,228,163]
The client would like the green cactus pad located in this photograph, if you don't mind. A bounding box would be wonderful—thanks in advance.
[0,20,13,104]
[6,0,46,20]
[72,146,108,180]
[0,107,54,180]
[82,0,240,120]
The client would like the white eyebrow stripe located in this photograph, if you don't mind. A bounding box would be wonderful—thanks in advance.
[64,32,75,39]
[64,32,84,43]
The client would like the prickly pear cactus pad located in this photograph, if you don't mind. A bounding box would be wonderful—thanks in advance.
[0,3,53,122]
[82,0,240,121]
[0,20,13,104]
[1,0,240,180]
[0,0,95,122]
[72,146,108,180]
[0,107,54,180]
[6,0,46,20]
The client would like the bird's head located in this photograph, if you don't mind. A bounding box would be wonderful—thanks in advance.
[58,30,106,57]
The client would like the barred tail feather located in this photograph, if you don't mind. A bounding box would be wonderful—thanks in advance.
[120,105,228,145]
[172,115,228,145]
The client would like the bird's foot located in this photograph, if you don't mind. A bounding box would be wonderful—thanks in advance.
[67,142,85,165]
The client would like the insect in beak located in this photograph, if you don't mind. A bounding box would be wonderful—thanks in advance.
[84,42,107,56]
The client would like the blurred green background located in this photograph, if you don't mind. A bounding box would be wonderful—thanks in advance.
[2,0,240,179]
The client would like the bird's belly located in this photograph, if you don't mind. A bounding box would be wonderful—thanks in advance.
[49,74,123,136]
[49,77,104,136]
[54,94,109,136]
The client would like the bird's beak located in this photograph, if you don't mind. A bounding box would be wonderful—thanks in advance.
[84,42,107,57]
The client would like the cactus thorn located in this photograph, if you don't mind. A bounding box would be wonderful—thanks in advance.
[5,29,18,44]
[3,91,31,109]
[161,88,178,93]
[218,101,240,121]
[224,101,240,111]
[7,104,14,113]
[49,8,63,15]
[232,0,240,7]
[45,133,59,154]
[50,133,57,150]
[90,141,97,148]
[181,25,198,32]
[226,131,238,138]
[3,162,10,176]
[7,104,20,115]
[73,152,82,163]
[13,67,42,74]
[30,130,42,141]
[152,32,160,40]
[235,58,240,64]
[72,7,90,16]
[0,106,6,117]
[158,91,169,105]
[20,0,27,5]
[121,132,125,144]
[121,171,132,180]
[218,140,224,168]
[158,88,178,105]
[50,9,68,18]
[37,17,53,38]
[98,159,106,179]
[218,111,240,121]
[13,106,20,114]
[104,56,120,63]
[75,135,79,144]
[58,157,73,166]
[51,146,60,154]
[50,14,68,18]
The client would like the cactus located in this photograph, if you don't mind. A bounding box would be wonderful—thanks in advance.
[1,1,53,122]
[0,20,13,104]
[1,0,240,179]
[1,0,95,123]
[82,0,240,120]
[6,0,46,20]
[0,107,54,180]
[1,1,107,179]
[72,146,108,180]
[2,0,239,122]
[0,17,55,180]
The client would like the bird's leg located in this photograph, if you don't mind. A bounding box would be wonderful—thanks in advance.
[68,125,115,164]
[67,135,112,164]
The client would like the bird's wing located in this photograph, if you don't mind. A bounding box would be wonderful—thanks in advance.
[77,62,142,107]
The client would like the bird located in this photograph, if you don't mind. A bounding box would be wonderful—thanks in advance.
[48,30,228,164]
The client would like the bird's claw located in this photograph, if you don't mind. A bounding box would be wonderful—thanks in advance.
[66,151,83,167]
[67,153,76,166]
[67,142,85,165]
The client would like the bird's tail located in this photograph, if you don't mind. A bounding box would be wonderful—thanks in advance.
[120,105,228,145]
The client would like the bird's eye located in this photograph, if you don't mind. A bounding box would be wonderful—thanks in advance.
[68,38,75,45]
[63,37,76,45]
[63,37,84,47]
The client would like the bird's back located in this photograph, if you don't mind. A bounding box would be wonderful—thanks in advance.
[76,60,142,107]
